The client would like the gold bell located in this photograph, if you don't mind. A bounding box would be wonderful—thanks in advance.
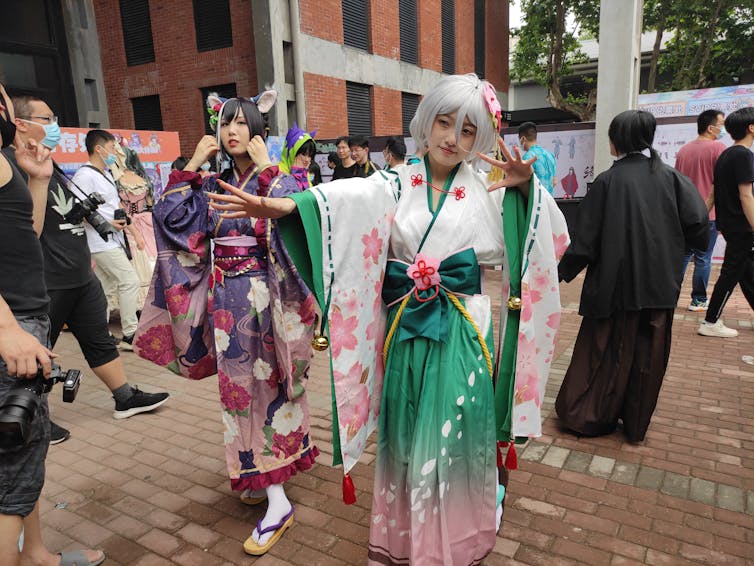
[312,335,329,351]
[507,296,522,311]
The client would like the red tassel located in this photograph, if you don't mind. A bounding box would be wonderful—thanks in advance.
[505,443,518,470]
[342,473,356,505]
[497,441,507,468]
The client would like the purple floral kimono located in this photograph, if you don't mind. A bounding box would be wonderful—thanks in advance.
[133,166,318,491]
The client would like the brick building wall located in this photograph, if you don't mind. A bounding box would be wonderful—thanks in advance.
[93,0,258,157]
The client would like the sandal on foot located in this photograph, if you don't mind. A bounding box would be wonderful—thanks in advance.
[243,506,295,555]
[58,550,106,566]
[240,488,268,506]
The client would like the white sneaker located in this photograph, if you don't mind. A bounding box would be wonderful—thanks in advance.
[698,320,738,338]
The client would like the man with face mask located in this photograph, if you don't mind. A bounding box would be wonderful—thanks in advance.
[70,130,146,350]
[675,109,727,313]
[0,82,106,566]
[10,98,169,438]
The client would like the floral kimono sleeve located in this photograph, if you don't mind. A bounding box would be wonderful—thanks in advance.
[133,171,217,379]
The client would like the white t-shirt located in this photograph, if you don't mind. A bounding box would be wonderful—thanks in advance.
[70,162,124,253]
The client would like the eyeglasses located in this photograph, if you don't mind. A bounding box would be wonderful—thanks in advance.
[21,115,58,124]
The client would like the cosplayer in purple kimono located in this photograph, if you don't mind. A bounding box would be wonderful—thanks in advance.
[133,91,317,555]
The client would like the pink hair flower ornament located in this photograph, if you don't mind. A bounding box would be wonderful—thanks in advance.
[482,82,502,133]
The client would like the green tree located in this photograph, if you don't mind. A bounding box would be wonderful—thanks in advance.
[511,0,600,121]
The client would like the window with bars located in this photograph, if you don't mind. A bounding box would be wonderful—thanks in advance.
[200,83,237,134]
[474,0,485,78]
[193,0,233,52]
[402,92,420,136]
[342,0,369,51]
[441,0,456,75]
[399,0,418,65]
[120,0,155,66]
[131,95,163,131]
[346,82,372,137]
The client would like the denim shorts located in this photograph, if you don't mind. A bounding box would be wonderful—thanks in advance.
[0,315,50,517]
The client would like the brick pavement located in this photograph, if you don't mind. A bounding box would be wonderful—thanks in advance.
[39,267,753,565]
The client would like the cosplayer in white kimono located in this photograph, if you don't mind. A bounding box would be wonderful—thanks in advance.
[209,74,570,565]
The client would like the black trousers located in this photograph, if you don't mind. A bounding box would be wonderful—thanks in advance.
[47,277,120,369]
[705,231,754,323]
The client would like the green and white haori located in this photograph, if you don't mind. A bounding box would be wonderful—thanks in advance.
[280,158,569,565]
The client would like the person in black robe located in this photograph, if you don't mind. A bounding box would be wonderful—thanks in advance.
[556,110,709,442]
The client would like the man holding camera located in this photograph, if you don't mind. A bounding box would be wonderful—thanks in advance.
[0,81,105,566]
[9,101,168,436]
[71,129,143,349]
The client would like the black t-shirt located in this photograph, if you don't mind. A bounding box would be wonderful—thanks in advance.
[0,152,48,316]
[2,149,92,290]
[332,163,356,180]
[353,160,380,178]
[714,145,754,234]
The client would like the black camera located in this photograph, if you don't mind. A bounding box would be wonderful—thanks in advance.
[0,365,81,452]
[64,192,116,241]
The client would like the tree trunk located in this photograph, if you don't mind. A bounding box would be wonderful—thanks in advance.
[647,12,666,93]
[695,0,725,88]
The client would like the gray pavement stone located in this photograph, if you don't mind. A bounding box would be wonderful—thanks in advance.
[717,484,746,513]
[747,491,754,516]
[521,442,549,463]
[540,446,570,469]
[563,450,592,473]
[635,466,665,490]
[660,472,690,499]
[610,462,639,485]
[588,455,615,479]
[689,478,716,506]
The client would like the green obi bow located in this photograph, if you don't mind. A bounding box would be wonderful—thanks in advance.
[382,248,481,343]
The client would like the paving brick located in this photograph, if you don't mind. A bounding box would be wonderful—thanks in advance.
[717,484,746,512]
[541,446,570,468]
[689,477,716,505]
[609,462,639,485]
[589,455,616,479]
[635,466,665,490]
[660,472,690,499]
[562,450,592,473]
[137,528,184,557]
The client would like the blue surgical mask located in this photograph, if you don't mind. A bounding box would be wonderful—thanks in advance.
[716,126,727,140]
[200,162,211,171]
[41,120,61,149]
[103,152,117,167]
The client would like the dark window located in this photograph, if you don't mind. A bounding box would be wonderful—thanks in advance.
[193,0,233,52]
[131,95,162,131]
[0,0,53,45]
[474,0,485,78]
[200,83,237,134]
[441,0,456,74]
[402,92,420,136]
[346,82,372,137]
[399,0,418,65]
[342,0,369,51]
[120,0,155,66]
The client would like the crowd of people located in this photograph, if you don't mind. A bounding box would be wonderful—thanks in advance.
[1,68,752,565]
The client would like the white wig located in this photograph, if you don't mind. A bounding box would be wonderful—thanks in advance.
[409,74,499,166]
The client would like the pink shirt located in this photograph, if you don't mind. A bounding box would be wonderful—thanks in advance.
[674,138,726,220]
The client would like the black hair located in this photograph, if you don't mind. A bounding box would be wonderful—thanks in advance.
[518,122,538,141]
[296,138,317,159]
[608,110,660,171]
[724,107,754,141]
[384,136,407,160]
[11,95,44,120]
[697,109,724,135]
[217,98,266,179]
[309,160,322,186]
[336,136,350,146]
[349,135,369,149]
[327,151,340,167]
[85,129,116,155]
[171,156,189,171]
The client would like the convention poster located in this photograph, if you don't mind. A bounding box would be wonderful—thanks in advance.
[639,84,754,118]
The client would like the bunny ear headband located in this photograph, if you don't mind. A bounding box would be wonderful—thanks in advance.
[206,90,278,131]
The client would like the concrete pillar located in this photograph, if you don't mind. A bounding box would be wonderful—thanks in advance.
[593,0,643,175]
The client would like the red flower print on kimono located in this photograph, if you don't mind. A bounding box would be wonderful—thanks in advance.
[165,284,190,317]
[547,312,561,329]
[334,362,370,439]
[187,231,207,256]
[362,228,383,264]
[272,429,305,458]
[552,232,569,260]
[213,309,234,333]
[219,369,251,413]
[329,306,358,357]
[134,324,175,366]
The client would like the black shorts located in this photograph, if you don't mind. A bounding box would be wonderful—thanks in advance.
[0,315,50,517]
[48,277,119,369]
